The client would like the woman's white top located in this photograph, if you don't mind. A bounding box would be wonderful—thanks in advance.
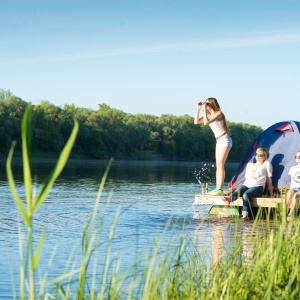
[288,165,300,188]
[209,119,226,137]
[244,160,273,188]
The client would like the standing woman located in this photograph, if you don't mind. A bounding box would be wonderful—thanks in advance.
[194,98,232,196]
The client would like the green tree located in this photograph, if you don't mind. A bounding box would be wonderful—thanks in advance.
[0,88,13,100]
[0,92,264,161]
[33,101,67,151]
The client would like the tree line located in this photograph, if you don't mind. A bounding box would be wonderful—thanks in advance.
[0,89,263,161]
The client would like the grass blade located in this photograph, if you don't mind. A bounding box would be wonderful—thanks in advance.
[33,117,79,212]
[6,141,30,227]
[33,229,46,270]
[22,105,33,209]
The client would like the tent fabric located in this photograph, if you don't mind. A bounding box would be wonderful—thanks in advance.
[229,120,300,189]
[275,123,294,132]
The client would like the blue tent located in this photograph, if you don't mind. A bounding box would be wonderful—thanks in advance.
[229,120,300,189]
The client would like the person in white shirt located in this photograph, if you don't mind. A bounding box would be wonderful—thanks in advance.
[287,150,300,221]
[194,98,232,196]
[222,148,273,219]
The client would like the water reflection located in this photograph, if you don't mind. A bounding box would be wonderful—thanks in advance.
[192,217,277,272]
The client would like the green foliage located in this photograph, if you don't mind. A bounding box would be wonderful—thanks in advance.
[228,122,262,162]
[0,90,263,160]
[0,87,13,100]
[0,96,29,153]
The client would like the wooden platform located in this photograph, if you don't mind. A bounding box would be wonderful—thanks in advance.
[194,194,285,208]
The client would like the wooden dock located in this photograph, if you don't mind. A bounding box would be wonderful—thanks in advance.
[193,194,287,217]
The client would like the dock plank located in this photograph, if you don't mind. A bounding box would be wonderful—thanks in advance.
[194,194,285,208]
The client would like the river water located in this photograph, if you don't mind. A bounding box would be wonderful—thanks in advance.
[0,158,249,298]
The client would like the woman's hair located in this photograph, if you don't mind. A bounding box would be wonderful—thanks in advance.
[294,151,300,158]
[206,97,230,134]
[256,147,270,159]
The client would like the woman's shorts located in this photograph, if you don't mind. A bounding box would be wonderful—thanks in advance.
[216,133,232,148]
[292,187,300,193]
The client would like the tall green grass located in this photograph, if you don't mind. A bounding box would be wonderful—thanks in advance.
[6,106,300,299]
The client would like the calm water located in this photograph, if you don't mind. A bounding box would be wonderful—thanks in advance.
[0,158,256,298]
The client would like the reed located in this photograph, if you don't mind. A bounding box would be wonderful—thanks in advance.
[6,106,300,299]
[6,105,79,300]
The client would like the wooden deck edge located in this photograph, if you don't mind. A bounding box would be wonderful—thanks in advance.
[194,194,285,208]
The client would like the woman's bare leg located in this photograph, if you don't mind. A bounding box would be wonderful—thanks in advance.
[288,191,300,220]
[215,146,231,190]
[287,189,294,210]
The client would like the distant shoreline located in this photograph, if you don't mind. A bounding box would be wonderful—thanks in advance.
[0,151,197,163]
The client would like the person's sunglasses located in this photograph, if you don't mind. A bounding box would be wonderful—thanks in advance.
[205,102,212,107]
[295,155,300,159]
[256,153,264,157]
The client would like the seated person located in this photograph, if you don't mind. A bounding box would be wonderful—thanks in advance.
[222,148,273,219]
[287,150,300,221]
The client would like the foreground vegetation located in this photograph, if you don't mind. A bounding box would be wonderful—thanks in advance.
[5,105,300,299]
[0,88,262,161]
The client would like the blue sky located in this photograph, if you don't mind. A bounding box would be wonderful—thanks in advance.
[1,0,300,129]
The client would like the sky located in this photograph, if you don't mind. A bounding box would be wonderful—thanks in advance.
[1,0,300,129]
